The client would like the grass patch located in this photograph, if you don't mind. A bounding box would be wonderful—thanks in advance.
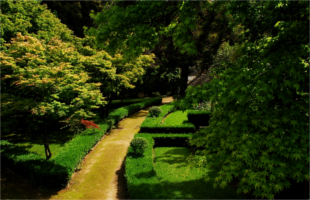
[140,106,195,133]
[162,110,189,126]
[125,134,246,199]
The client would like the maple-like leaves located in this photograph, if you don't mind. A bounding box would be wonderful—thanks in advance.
[179,1,309,199]
[81,119,101,130]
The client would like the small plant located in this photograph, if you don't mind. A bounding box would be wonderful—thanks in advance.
[193,100,210,111]
[130,137,148,156]
[149,106,162,117]
[60,116,100,135]
[81,119,101,130]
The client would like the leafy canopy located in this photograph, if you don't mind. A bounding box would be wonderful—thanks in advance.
[179,1,309,199]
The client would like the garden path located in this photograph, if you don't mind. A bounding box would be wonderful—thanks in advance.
[1,96,174,199]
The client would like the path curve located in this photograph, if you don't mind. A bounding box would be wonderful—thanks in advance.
[1,97,174,199]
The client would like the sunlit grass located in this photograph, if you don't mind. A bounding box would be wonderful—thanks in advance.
[162,110,189,126]
[153,147,246,199]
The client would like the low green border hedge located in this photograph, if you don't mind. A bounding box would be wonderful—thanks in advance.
[140,104,195,133]
[125,133,193,199]
[187,110,211,128]
[0,97,162,190]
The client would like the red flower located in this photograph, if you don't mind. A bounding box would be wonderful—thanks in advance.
[81,119,101,130]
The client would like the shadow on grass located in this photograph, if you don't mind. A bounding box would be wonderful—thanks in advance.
[128,176,246,199]
[154,148,190,168]
[1,144,71,194]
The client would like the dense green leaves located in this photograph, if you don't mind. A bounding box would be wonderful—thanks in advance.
[179,1,309,199]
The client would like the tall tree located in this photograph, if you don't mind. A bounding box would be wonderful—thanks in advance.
[178,1,309,199]
[80,48,155,118]
[88,0,234,97]
[1,33,107,159]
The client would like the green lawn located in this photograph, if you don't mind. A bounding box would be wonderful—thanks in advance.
[162,110,189,126]
[153,147,246,199]
[1,128,75,159]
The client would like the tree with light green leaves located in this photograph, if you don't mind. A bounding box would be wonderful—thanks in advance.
[178,1,309,199]
[1,33,107,159]
[81,48,155,118]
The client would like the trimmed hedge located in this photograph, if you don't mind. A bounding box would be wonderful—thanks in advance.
[140,104,196,133]
[0,97,162,190]
[125,133,192,199]
[187,110,212,128]
[110,97,151,109]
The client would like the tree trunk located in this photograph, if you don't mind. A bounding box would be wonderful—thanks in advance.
[179,65,189,98]
[42,126,52,160]
[103,99,113,118]
[98,105,105,119]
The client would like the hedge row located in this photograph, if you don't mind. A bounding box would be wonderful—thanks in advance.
[125,133,193,199]
[140,104,196,133]
[140,103,175,128]
[187,110,212,128]
[110,97,151,109]
[0,97,162,190]
[140,125,195,133]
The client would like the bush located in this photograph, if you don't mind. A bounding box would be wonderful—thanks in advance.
[130,137,148,156]
[149,106,162,117]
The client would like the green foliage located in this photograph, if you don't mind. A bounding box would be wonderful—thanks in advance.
[130,137,149,156]
[149,106,162,117]
[1,33,106,129]
[192,101,211,111]
[1,97,162,190]
[131,65,181,97]
[0,0,75,49]
[89,1,234,97]
[180,1,309,199]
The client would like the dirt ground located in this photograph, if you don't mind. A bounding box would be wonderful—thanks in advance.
[1,97,174,199]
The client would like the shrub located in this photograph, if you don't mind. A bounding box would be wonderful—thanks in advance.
[130,137,148,156]
[149,106,162,117]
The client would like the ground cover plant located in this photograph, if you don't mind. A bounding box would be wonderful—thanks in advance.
[1,97,162,190]
[125,133,246,199]
[140,103,195,133]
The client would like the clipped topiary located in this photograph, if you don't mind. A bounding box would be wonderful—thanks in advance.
[130,137,148,156]
[149,106,162,117]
